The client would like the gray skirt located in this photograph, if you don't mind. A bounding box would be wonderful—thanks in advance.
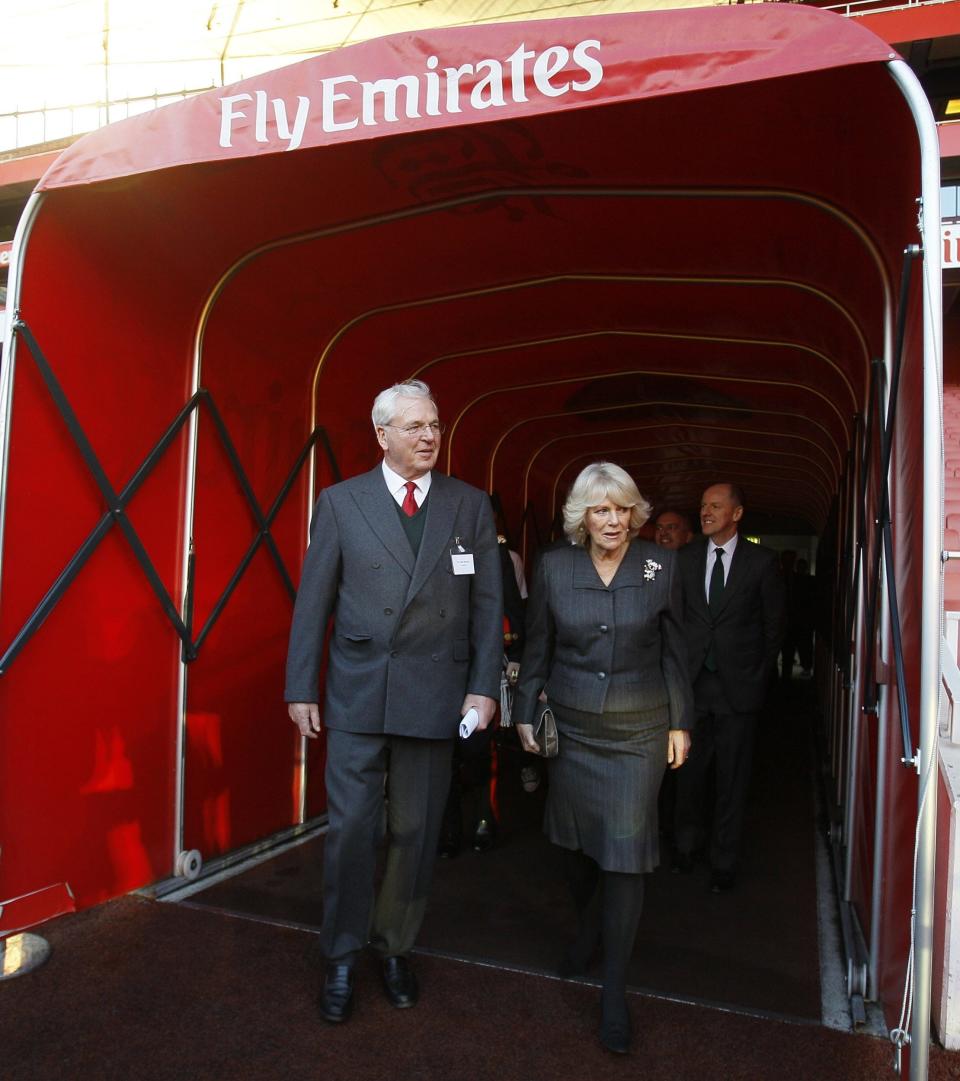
[544,702,669,873]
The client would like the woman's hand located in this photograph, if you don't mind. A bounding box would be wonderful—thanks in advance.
[667,728,691,769]
[516,722,540,755]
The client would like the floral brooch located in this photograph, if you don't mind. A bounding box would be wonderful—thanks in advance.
[643,559,662,582]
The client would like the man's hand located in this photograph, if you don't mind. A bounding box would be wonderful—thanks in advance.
[462,694,497,731]
[288,702,322,739]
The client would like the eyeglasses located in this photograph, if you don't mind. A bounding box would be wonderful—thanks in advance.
[382,422,445,438]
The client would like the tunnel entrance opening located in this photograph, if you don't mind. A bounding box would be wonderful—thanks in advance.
[0,7,943,1060]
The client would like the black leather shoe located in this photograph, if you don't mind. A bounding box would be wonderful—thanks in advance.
[472,818,496,853]
[318,963,354,1023]
[382,956,419,1008]
[671,851,694,874]
[710,869,735,893]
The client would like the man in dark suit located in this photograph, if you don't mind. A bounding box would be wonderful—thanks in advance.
[285,379,503,1023]
[672,483,785,892]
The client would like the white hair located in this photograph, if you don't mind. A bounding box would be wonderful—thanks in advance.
[562,462,652,546]
[371,379,436,429]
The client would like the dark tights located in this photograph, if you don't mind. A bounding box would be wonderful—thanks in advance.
[562,849,645,1026]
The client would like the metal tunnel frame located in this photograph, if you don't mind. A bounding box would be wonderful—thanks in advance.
[887,57,944,1081]
[0,12,945,1078]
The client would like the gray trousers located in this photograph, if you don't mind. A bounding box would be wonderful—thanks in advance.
[320,728,453,963]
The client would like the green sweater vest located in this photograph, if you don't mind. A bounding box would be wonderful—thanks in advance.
[395,494,428,554]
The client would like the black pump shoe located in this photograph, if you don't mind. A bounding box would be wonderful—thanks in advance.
[600,994,632,1054]
[600,1017,632,1054]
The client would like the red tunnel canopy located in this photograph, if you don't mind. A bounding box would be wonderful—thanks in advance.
[38,7,893,191]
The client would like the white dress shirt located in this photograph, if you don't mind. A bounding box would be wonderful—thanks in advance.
[382,460,432,509]
[704,531,739,599]
[509,549,528,599]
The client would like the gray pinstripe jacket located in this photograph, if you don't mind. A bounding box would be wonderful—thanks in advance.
[284,466,503,739]
[514,540,693,728]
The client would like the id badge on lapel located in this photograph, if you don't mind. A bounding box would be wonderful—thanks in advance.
[450,537,475,575]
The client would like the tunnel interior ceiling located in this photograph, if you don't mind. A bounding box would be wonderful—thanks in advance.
[183,68,916,540]
[196,178,889,536]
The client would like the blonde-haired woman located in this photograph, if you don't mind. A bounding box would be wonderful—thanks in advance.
[515,462,693,1054]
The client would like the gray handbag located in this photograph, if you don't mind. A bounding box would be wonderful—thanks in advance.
[534,702,559,758]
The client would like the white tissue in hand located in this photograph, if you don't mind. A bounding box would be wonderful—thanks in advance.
[459,708,480,739]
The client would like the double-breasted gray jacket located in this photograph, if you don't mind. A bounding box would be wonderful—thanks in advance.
[514,540,693,729]
[284,466,504,740]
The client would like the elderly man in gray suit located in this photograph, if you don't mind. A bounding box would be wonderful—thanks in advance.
[285,379,503,1023]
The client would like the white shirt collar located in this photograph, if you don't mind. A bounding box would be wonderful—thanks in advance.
[381,460,432,502]
[708,531,739,558]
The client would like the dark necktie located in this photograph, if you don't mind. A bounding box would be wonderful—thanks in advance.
[401,481,418,517]
[708,547,725,610]
[704,547,725,672]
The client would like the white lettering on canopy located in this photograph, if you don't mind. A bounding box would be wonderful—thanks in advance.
[945,224,960,269]
[218,38,603,149]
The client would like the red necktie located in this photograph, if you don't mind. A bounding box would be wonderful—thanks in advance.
[401,481,418,517]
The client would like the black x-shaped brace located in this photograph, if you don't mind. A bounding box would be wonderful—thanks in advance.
[848,247,920,767]
[0,317,340,674]
[517,499,542,550]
